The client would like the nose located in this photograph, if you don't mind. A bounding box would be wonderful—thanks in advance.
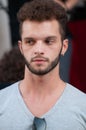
[34,41,44,55]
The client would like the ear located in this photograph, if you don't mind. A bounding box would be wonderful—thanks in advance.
[61,39,68,56]
[18,40,23,54]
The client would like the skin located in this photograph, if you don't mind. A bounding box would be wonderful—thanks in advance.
[18,19,68,117]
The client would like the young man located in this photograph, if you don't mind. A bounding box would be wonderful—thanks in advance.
[0,0,86,129]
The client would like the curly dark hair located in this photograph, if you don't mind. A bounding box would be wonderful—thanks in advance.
[0,46,25,83]
[17,0,68,40]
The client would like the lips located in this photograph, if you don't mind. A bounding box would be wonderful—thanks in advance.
[31,58,47,64]
[33,58,46,61]
[33,59,46,63]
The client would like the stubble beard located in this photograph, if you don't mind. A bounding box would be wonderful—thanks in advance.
[22,49,62,76]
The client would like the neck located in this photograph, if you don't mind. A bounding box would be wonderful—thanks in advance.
[19,66,66,97]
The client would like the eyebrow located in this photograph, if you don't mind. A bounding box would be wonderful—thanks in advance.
[23,36,57,41]
[24,37,34,40]
[45,36,57,40]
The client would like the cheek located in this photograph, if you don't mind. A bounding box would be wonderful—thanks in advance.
[52,49,62,61]
[21,47,31,60]
[50,46,62,57]
[21,44,32,55]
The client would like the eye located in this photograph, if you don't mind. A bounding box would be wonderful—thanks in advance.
[25,39,35,45]
[45,39,54,45]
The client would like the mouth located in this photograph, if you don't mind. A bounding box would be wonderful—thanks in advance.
[33,59,46,62]
[32,58,48,64]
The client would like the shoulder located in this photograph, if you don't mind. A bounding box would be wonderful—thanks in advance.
[0,82,19,106]
[66,83,86,120]
[66,83,86,97]
[65,83,86,108]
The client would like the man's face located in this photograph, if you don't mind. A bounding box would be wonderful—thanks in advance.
[19,20,68,76]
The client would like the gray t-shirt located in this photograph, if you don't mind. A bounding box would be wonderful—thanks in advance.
[0,82,86,130]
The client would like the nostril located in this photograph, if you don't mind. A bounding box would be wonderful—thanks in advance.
[40,52,44,55]
[34,52,44,55]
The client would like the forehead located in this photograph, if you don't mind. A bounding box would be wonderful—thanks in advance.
[21,20,61,38]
